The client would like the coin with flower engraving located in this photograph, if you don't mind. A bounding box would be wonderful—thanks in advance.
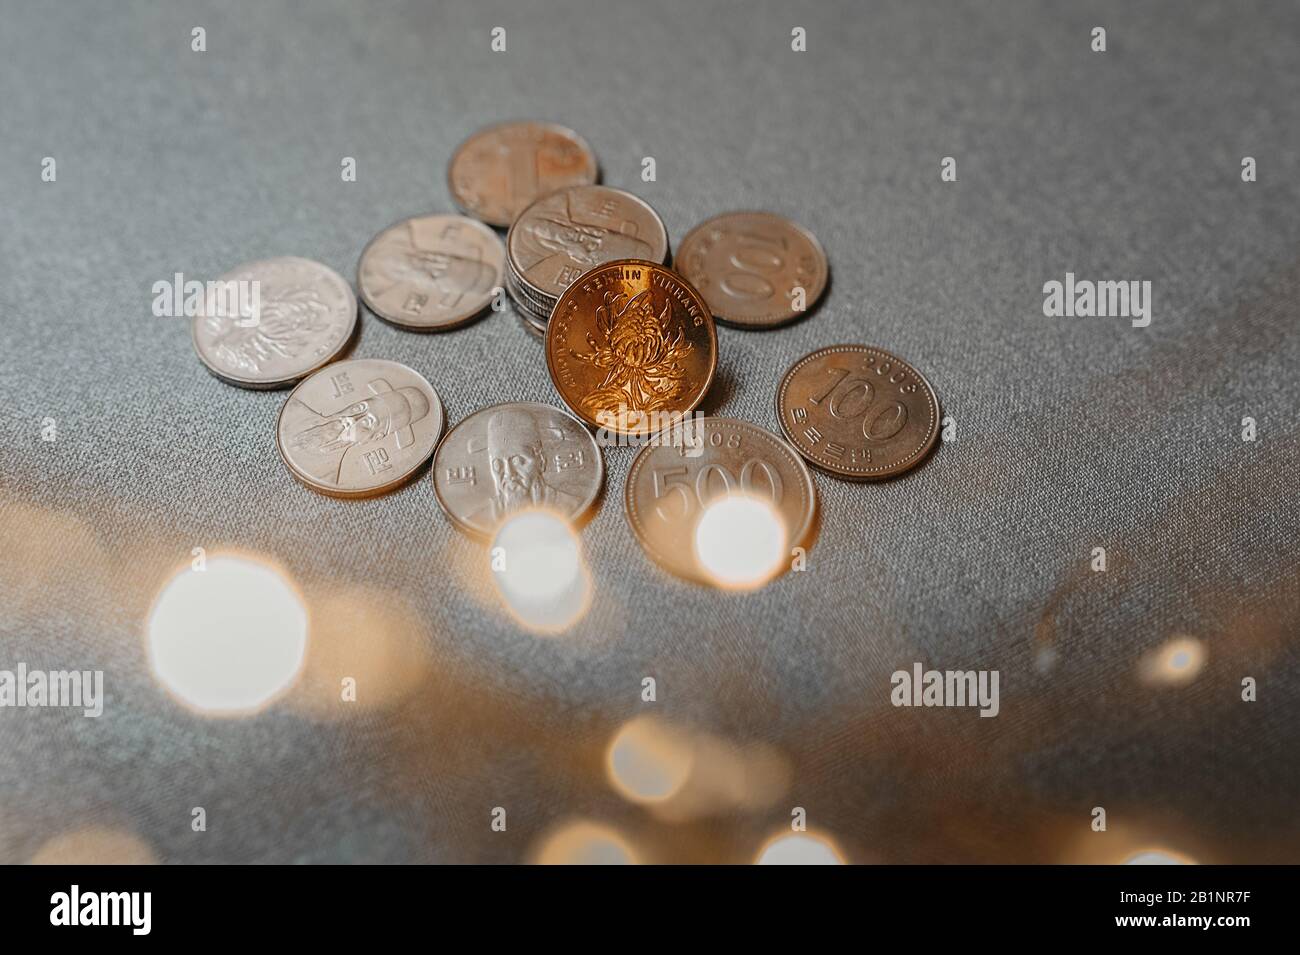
[448,121,599,228]
[775,345,940,480]
[507,185,668,302]
[277,359,445,498]
[545,260,717,436]
[624,417,816,584]
[432,402,603,537]
[675,212,828,328]
[191,257,357,389]
[358,214,504,331]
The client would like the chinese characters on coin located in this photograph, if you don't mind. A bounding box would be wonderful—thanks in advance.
[545,260,717,436]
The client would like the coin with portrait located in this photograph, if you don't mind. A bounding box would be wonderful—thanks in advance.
[277,359,445,498]
[432,402,603,537]
[358,214,504,331]
[191,257,357,389]
[508,185,668,301]
[545,260,717,436]
[448,121,599,228]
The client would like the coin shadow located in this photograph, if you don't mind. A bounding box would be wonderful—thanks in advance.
[695,366,735,417]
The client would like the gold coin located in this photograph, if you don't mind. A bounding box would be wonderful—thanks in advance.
[447,121,598,229]
[544,260,718,436]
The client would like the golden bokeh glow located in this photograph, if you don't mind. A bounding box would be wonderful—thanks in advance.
[1139,635,1206,686]
[532,820,640,865]
[31,827,157,865]
[755,831,846,865]
[1123,848,1197,865]
[693,494,788,591]
[606,717,696,804]
[489,509,591,634]
[146,553,306,714]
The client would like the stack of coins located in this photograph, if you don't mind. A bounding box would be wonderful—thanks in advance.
[503,258,555,337]
[505,184,670,336]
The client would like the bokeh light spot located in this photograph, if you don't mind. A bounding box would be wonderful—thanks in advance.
[533,820,639,865]
[694,494,788,590]
[606,717,695,804]
[490,510,590,634]
[756,831,846,865]
[1139,635,1206,686]
[147,554,306,714]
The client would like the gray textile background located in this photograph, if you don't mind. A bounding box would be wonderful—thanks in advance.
[1,0,1298,864]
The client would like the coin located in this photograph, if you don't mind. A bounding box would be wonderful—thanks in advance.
[448,121,599,228]
[675,211,828,328]
[432,402,603,537]
[191,257,357,389]
[624,417,816,584]
[504,264,554,321]
[357,214,504,331]
[276,358,445,498]
[775,345,940,480]
[545,260,718,436]
[507,185,668,302]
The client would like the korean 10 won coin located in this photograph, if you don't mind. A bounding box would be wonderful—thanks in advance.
[447,121,599,229]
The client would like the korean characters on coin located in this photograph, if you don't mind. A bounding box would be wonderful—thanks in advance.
[448,121,599,229]
[776,345,940,481]
[675,211,828,329]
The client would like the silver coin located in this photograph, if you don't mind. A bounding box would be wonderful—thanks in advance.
[432,402,603,537]
[358,214,505,331]
[675,211,828,328]
[191,257,357,389]
[507,186,669,301]
[277,358,445,498]
[624,417,816,584]
[448,121,599,228]
[504,266,555,322]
